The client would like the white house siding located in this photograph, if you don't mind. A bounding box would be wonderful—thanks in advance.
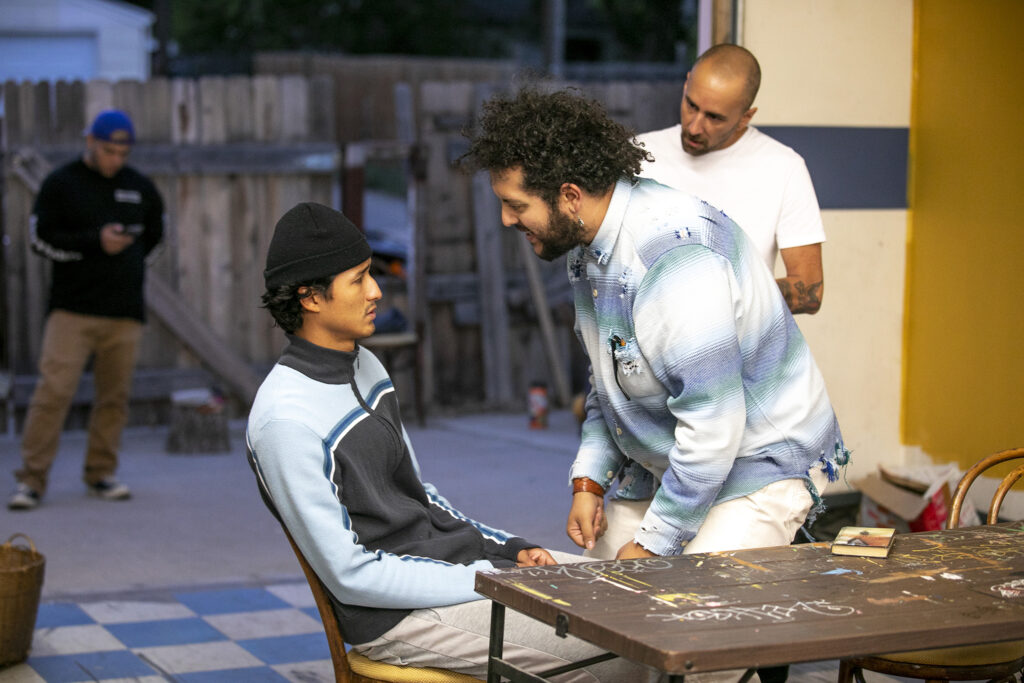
[0,0,153,82]
[0,33,97,81]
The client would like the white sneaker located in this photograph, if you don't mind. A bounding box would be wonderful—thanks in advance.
[8,483,41,510]
[87,478,132,501]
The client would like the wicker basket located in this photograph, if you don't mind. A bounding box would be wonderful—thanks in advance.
[0,533,45,668]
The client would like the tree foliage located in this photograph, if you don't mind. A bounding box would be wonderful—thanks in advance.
[170,0,513,57]
[126,0,693,65]
[593,0,694,62]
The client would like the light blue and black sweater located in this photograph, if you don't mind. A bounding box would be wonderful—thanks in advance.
[246,336,533,644]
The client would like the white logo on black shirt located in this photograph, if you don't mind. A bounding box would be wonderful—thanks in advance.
[115,189,142,204]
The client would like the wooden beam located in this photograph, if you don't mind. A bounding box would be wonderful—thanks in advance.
[31,143,341,176]
[471,84,516,408]
[11,367,225,406]
[342,143,366,229]
[470,170,515,407]
[144,273,263,406]
[518,239,572,409]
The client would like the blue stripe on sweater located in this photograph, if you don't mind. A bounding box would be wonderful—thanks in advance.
[365,379,395,409]
[424,490,513,544]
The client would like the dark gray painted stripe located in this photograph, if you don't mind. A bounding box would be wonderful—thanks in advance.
[758,126,909,210]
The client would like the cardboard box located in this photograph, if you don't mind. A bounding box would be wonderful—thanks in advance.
[854,464,978,532]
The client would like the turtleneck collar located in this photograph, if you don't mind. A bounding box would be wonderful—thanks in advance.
[278,334,360,385]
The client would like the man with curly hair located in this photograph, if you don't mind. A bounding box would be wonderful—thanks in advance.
[462,88,849,566]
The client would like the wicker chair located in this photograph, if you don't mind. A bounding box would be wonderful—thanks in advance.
[838,447,1024,683]
[282,529,480,683]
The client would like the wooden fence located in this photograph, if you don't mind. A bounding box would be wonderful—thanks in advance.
[1,67,685,428]
[255,53,519,143]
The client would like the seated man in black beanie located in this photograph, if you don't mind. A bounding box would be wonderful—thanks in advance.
[247,202,663,681]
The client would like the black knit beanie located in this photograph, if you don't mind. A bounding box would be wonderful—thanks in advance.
[264,202,371,290]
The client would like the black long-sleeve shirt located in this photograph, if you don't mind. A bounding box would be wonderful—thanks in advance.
[31,158,164,322]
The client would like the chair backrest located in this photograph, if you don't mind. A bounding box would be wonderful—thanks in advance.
[949,447,1024,527]
[282,528,355,683]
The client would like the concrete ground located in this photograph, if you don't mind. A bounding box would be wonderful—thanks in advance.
[0,409,900,682]
[0,410,583,599]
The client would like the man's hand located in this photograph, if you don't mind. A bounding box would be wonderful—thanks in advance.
[100,223,136,255]
[615,540,657,560]
[516,547,557,566]
[566,492,607,550]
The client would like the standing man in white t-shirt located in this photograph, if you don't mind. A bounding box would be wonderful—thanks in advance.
[637,43,825,315]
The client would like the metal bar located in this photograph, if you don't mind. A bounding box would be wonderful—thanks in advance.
[489,658,550,683]
[535,651,619,678]
[487,602,505,683]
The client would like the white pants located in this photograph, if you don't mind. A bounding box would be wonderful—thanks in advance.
[353,551,665,682]
[587,468,830,559]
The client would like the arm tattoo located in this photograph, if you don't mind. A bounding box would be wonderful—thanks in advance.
[777,279,823,315]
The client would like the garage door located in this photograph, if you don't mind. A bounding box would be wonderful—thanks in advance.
[0,33,97,82]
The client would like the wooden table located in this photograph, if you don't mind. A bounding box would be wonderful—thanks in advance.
[475,522,1024,682]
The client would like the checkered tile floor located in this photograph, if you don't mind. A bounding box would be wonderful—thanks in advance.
[0,583,334,682]
[0,583,875,683]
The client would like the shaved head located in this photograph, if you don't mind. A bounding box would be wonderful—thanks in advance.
[677,44,762,156]
[693,44,761,110]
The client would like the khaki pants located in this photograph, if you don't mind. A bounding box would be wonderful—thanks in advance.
[16,310,142,494]
[588,467,830,559]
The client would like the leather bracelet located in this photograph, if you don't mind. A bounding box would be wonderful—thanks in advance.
[572,477,606,497]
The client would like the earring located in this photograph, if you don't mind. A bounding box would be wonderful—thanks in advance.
[577,215,585,228]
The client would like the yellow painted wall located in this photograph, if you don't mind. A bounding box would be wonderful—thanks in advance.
[739,0,1023,514]
[904,0,1024,468]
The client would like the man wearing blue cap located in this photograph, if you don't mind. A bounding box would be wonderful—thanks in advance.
[8,109,164,510]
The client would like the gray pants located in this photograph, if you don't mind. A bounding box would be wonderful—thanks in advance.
[353,551,664,682]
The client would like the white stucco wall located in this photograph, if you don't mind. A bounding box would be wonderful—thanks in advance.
[744,1,913,127]
[741,0,915,485]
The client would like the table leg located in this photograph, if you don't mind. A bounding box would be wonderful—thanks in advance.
[484,600,652,682]
[488,601,506,683]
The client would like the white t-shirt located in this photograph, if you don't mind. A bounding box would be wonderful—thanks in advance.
[636,124,826,271]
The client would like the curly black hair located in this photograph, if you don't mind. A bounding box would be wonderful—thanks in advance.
[260,276,334,334]
[461,87,652,206]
